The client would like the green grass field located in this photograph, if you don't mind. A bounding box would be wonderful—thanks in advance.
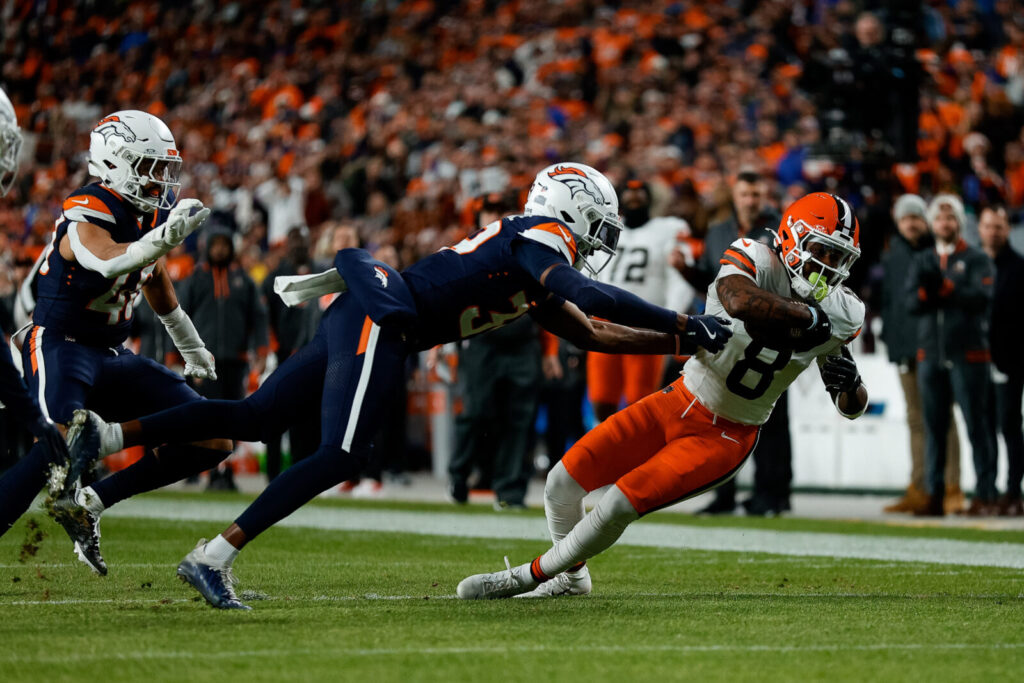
[0,492,1020,683]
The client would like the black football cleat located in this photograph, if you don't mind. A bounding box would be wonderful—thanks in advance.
[51,490,107,575]
[50,409,103,499]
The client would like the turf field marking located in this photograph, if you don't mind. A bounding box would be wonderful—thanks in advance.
[0,642,1021,663]
[104,498,1024,569]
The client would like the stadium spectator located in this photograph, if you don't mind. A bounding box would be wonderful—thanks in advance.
[880,194,963,515]
[177,228,269,489]
[906,195,997,517]
[978,205,1024,516]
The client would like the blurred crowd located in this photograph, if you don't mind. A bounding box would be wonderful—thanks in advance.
[1,1,1024,512]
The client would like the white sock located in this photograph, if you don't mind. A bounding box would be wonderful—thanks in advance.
[203,534,240,568]
[539,485,638,578]
[75,486,105,515]
[543,461,587,545]
[104,422,124,455]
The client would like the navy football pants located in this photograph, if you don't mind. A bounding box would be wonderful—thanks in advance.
[138,293,410,538]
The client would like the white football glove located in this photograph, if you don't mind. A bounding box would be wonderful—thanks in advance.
[120,199,211,272]
[150,198,210,250]
[158,306,218,381]
[181,346,218,380]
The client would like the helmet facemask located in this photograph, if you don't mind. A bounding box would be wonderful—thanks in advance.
[112,150,182,213]
[572,201,622,277]
[0,121,22,197]
[778,218,859,302]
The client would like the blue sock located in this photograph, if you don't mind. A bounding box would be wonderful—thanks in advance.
[91,445,230,507]
[0,444,53,536]
[235,445,362,539]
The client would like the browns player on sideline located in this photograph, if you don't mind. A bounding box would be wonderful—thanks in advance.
[0,87,73,536]
[21,110,231,574]
[587,178,694,422]
[457,192,868,599]
[69,162,733,609]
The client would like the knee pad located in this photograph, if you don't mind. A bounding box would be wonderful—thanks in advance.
[594,485,640,530]
[545,461,586,504]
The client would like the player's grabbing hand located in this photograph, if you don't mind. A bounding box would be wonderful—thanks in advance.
[682,314,733,353]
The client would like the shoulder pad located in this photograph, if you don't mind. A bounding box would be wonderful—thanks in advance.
[62,190,118,227]
[517,220,578,266]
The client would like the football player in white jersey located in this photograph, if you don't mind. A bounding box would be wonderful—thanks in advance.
[588,179,695,421]
[457,192,868,599]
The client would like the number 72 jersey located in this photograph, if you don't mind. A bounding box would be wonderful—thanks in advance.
[681,238,865,425]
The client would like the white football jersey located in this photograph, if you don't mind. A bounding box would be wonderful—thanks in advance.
[682,238,865,425]
[597,216,694,313]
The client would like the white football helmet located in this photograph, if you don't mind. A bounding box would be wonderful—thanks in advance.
[524,162,623,276]
[88,110,182,212]
[0,88,22,197]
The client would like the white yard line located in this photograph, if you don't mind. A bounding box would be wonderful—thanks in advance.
[0,642,1022,663]
[99,498,1024,569]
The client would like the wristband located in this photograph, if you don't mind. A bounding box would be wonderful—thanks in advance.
[805,304,818,330]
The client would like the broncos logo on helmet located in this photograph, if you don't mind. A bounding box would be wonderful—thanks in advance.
[95,116,137,145]
[546,165,607,206]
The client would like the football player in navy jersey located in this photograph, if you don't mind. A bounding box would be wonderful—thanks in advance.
[22,110,232,573]
[0,86,74,537]
[74,162,732,608]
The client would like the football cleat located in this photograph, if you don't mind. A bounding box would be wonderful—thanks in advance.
[51,490,107,576]
[456,556,538,600]
[177,540,251,610]
[515,566,592,598]
[49,409,105,499]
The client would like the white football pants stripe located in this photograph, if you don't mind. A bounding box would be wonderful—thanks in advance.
[31,326,50,420]
[342,321,381,452]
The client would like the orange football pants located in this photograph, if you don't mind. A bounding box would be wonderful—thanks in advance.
[563,376,760,515]
[587,351,665,407]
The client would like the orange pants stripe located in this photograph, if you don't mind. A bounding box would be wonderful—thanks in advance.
[587,351,665,407]
[563,376,760,516]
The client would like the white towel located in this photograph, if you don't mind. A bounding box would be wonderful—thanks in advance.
[273,269,347,307]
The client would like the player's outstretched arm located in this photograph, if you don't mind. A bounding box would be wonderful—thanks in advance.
[60,199,209,278]
[529,298,678,355]
[818,345,868,419]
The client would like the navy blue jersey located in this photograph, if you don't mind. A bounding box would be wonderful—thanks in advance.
[33,183,167,347]
[401,214,577,347]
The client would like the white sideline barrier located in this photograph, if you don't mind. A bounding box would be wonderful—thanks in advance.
[787,352,1008,492]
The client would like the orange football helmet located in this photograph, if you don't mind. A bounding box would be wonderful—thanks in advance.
[775,192,860,301]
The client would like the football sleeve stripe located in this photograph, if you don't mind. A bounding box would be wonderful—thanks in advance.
[720,253,756,278]
[520,224,577,265]
[722,248,757,274]
[62,195,117,226]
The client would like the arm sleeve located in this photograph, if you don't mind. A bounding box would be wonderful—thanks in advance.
[0,344,42,423]
[541,263,679,334]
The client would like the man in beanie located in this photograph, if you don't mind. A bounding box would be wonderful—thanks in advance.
[881,194,963,514]
[906,194,997,516]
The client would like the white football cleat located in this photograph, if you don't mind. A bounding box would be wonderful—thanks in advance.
[515,566,592,598]
[456,556,538,600]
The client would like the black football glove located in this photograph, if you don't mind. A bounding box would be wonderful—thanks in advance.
[791,304,832,352]
[683,315,733,353]
[821,345,861,394]
[28,415,70,466]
